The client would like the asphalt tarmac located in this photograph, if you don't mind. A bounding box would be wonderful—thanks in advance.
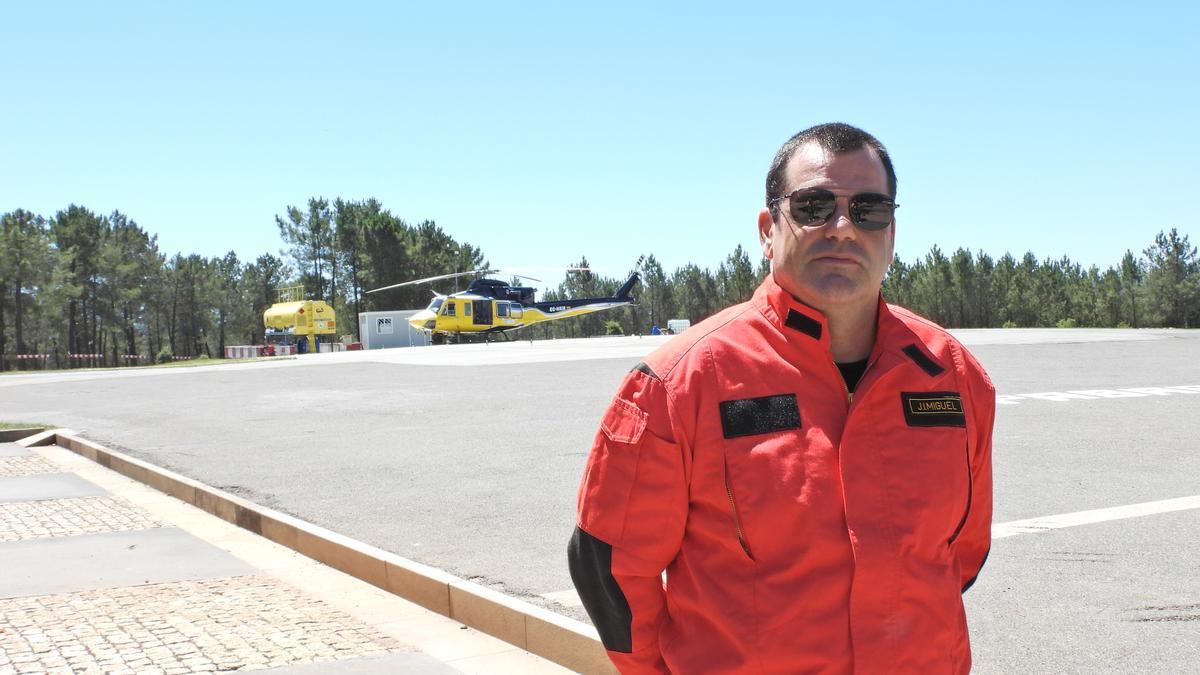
[2,329,1198,673]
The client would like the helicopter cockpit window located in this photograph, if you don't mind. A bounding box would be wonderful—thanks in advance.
[511,304,523,319]
[429,298,444,313]
[443,302,456,317]
[464,303,472,316]
[497,303,509,318]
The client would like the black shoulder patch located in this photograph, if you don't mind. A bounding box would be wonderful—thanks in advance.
[567,527,633,653]
[901,391,965,427]
[902,344,945,377]
[719,394,801,438]
[630,361,658,379]
[785,310,822,339]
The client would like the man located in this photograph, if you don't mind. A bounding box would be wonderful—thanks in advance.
[568,123,994,674]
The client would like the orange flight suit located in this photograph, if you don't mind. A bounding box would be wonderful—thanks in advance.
[569,274,994,674]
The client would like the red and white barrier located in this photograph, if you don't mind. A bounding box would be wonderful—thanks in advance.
[223,345,264,359]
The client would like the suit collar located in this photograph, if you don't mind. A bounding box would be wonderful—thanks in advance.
[752,274,909,357]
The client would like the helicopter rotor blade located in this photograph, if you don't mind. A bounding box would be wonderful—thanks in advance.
[366,266,599,295]
[501,266,602,281]
[365,269,495,294]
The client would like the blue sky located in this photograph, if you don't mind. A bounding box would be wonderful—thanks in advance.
[3,2,1197,292]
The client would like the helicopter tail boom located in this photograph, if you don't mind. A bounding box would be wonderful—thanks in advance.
[615,273,639,301]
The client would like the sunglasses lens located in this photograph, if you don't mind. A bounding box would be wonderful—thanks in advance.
[850,194,895,231]
[788,190,836,226]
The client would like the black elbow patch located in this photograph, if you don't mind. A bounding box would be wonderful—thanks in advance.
[962,547,990,593]
[631,361,659,380]
[568,527,633,653]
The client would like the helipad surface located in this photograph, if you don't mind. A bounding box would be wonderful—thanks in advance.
[2,329,1197,672]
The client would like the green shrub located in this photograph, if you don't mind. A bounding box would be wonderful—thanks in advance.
[156,348,173,364]
[1002,320,1018,329]
[604,320,624,336]
[1056,318,1079,328]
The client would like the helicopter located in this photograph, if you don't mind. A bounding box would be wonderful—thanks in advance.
[366,268,640,344]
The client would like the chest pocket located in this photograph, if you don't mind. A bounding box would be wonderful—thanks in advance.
[876,390,972,544]
[718,394,827,561]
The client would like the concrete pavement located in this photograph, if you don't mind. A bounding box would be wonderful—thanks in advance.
[0,435,575,674]
[4,330,1200,672]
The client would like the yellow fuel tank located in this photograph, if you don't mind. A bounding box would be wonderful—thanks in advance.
[263,299,337,336]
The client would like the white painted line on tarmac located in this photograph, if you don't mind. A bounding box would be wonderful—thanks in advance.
[948,328,1174,346]
[547,495,1200,605]
[992,495,1200,539]
[997,384,1200,405]
[543,496,1200,611]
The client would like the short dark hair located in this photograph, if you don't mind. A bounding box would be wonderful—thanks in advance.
[765,123,897,210]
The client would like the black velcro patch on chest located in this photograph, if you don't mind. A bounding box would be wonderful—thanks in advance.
[785,310,823,339]
[719,394,801,438]
[901,391,966,427]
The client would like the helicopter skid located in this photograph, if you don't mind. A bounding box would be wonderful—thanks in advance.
[420,324,526,345]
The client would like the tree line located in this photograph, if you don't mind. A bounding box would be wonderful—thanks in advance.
[1,196,1196,371]
[880,229,1197,330]
[0,199,484,370]
[527,229,1199,337]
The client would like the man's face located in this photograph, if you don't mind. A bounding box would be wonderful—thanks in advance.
[758,142,895,314]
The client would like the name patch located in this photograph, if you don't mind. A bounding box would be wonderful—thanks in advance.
[720,394,801,438]
[901,391,966,427]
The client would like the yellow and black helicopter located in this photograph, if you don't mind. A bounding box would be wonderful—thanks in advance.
[367,268,639,344]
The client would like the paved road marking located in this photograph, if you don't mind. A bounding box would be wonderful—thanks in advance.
[992,495,1200,538]
[544,495,1200,609]
[997,384,1200,405]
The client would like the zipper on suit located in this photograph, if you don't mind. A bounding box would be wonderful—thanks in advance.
[837,352,881,409]
[724,470,753,559]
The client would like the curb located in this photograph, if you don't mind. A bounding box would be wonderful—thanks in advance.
[0,427,46,443]
[18,429,614,674]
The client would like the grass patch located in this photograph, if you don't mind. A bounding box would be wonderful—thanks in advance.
[0,421,50,431]
[148,356,295,369]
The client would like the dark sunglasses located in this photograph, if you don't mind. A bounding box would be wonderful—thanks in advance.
[769,188,898,231]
